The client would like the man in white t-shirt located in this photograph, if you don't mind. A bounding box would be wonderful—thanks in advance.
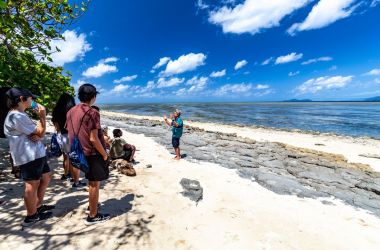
[4,88,55,227]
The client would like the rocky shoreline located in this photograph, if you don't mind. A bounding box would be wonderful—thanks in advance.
[101,113,380,218]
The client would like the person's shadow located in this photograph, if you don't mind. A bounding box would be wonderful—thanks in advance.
[101,193,135,217]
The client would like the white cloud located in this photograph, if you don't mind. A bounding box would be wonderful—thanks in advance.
[288,0,357,35]
[234,60,248,70]
[71,80,106,93]
[365,68,380,76]
[261,57,273,65]
[196,0,209,10]
[296,75,353,94]
[152,57,171,71]
[113,75,138,83]
[275,52,303,64]
[208,0,309,35]
[99,57,119,63]
[302,56,333,65]
[375,78,380,84]
[49,30,92,66]
[289,71,300,77]
[186,76,209,92]
[255,84,270,89]
[215,83,253,96]
[371,0,380,7]
[161,53,206,76]
[210,69,226,78]
[111,84,130,94]
[82,63,118,78]
[156,77,185,88]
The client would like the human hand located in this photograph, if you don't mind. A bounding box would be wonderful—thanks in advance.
[163,114,167,120]
[29,134,41,142]
[103,154,109,161]
[36,104,46,117]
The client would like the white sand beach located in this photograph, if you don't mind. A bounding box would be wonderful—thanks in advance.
[1,119,380,249]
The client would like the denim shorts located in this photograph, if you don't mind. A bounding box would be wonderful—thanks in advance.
[20,157,50,181]
[172,137,180,148]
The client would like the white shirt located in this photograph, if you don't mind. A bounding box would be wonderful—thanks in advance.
[4,110,46,166]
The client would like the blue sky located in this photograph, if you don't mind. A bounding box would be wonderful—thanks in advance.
[50,0,380,103]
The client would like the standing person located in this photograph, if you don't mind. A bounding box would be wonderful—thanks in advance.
[163,109,183,160]
[4,87,54,226]
[66,83,110,225]
[51,93,79,184]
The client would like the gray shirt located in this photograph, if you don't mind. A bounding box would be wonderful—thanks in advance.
[4,110,46,166]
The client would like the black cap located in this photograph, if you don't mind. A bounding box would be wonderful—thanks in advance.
[6,87,38,99]
[78,83,99,95]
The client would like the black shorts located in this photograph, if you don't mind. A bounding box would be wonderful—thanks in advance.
[172,137,180,148]
[20,157,50,181]
[85,154,109,182]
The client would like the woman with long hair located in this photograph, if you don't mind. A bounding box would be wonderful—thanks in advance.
[51,93,84,187]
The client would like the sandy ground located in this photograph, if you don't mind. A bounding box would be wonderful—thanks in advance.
[101,111,380,172]
[1,123,380,250]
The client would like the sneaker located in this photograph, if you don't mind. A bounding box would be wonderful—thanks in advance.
[37,204,55,214]
[72,181,87,189]
[22,211,52,227]
[85,213,111,225]
[60,173,72,180]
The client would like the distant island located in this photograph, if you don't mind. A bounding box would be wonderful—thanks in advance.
[283,99,313,102]
[363,96,380,102]
[281,97,380,102]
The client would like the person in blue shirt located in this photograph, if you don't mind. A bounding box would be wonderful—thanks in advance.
[163,109,183,160]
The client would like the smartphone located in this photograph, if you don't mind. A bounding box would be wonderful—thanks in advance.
[31,100,38,110]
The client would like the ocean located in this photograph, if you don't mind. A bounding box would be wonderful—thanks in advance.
[99,102,380,139]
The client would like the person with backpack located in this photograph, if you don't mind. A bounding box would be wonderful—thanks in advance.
[4,87,54,226]
[51,93,79,184]
[163,109,183,160]
[66,83,110,225]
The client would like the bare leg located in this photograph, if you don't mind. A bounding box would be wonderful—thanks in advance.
[174,147,181,160]
[24,180,40,216]
[123,144,136,162]
[88,181,100,217]
[63,154,69,175]
[37,172,51,208]
[129,145,136,162]
[72,167,80,183]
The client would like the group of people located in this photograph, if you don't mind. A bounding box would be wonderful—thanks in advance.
[1,83,184,227]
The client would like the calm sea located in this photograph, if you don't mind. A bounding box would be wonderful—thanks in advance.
[99,102,380,139]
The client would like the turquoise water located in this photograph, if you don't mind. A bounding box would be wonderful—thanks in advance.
[99,102,380,139]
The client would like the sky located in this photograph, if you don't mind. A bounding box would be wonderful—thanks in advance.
[50,0,380,103]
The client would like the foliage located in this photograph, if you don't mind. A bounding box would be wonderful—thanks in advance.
[0,0,89,61]
[0,0,90,112]
[0,46,74,112]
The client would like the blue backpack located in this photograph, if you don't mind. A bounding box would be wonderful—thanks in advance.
[50,133,62,157]
[68,109,91,173]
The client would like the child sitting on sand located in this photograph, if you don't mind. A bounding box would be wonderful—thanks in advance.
[109,129,136,164]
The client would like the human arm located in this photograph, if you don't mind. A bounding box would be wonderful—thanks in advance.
[163,114,172,126]
[32,103,46,137]
[90,129,108,161]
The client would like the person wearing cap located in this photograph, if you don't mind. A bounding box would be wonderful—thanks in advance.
[66,83,110,225]
[4,87,54,227]
[163,109,183,160]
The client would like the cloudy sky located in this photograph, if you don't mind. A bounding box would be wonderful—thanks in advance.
[51,0,380,103]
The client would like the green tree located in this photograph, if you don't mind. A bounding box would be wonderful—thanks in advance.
[0,0,89,61]
[0,0,90,111]
[0,46,73,112]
